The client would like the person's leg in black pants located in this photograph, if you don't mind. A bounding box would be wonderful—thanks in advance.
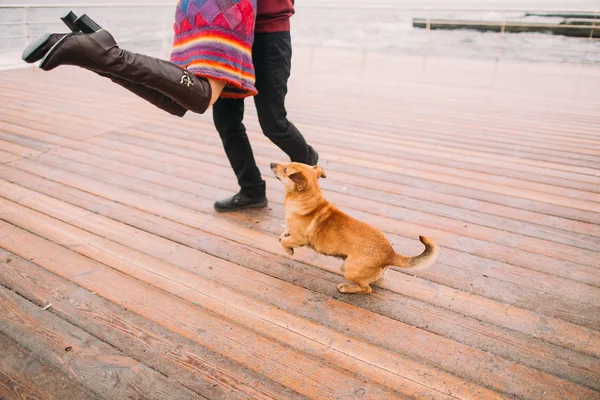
[252,31,318,165]
[212,31,318,212]
[213,97,267,212]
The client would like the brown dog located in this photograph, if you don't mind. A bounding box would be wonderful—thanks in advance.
[271,162,437,294]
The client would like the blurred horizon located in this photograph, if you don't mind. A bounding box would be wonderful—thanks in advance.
[1,0,599,69]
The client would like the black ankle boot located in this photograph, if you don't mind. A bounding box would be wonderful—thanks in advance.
[214,191,268,213]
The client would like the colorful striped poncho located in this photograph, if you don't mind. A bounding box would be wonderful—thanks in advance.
[170,0,257,98]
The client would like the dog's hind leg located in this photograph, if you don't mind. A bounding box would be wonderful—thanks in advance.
[337,282,372,294]
[337,260,384,294]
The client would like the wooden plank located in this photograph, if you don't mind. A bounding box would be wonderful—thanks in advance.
[5,90,600,183]
[0,140,41,160]
[106,130,598,258]
[292,65,600,113]
[10,110,600,244]
[289,128,600,192]
[5,151,600,329]
[0,183,597,398]
[3,58,596,102]
[279,107,600,151]
[0,86,156,134]
[1,168,597,378]
[133,109,600,187]
[0,372,49,400]
[4,96,600,282]
[0,130,54,153]
[301,101,600,149]
[84,132,600,242]
[4,72,600,146]
[72,68,600,136]
[316,149,600,211]
[290,105,600,156]
[4,101,600,237]
[0,151,22,165]
[123,116,600,191]
[87,127,600,242]
[3,180,600,388]
[5,91,600,187]
[2,67,596,214]
[0,285,202,400]
[1,60,600,400]
[4,81,600,178]
[283,103,600,156]
[4,59,596,145]
[0,198,498,399]
[11,62,600,123]
[31,143,600,276]
[0,86,146,134]
[284,83,600,130]
[1,166,598,361]
[8,147,600,315]
[0,221,407,400]
[0,251,308,400]
[2,126,599,290]
[0,331,97,400]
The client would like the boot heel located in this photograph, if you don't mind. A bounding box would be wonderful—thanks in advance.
[61,11,80,32]
[74,14,102,33]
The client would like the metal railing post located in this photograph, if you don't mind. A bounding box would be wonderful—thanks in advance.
[22,7,29,45]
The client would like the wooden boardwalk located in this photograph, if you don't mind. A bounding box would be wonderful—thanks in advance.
[1,48,599,399]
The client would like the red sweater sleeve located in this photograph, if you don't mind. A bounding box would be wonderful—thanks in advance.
[255,0,295,33]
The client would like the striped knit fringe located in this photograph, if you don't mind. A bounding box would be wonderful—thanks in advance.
[170,0,257,99]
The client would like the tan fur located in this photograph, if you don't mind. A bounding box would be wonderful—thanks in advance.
[271,162,437,294]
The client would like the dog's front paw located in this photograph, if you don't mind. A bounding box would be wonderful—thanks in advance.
[284,246,294,256]
[337,283,350,293]
[279,231,290,242]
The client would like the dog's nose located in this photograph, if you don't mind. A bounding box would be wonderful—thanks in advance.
[270,163,276,169]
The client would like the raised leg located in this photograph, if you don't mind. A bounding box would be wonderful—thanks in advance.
[279,231,290,242]
[37,30,214,114]
[279,234,305,256]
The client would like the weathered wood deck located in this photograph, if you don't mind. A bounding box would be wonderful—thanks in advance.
[1,48,599,399]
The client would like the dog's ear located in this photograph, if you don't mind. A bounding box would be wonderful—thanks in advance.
[313,166,326,179]
[288,172,308,191]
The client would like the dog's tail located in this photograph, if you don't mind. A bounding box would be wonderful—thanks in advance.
[391,236,437,270]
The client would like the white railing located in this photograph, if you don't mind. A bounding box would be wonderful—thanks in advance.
[0,3,177,70]
[1,3,599,70]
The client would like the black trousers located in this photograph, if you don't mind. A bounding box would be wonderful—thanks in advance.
[212,31,315,198]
